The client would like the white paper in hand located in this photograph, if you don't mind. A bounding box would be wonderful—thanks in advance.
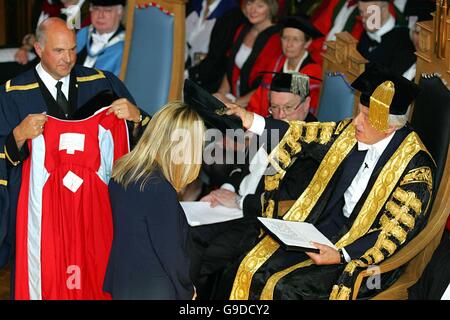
[180,201,243,226]
[258,217,336,251]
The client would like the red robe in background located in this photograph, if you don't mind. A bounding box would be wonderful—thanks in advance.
[15,108,129,300]
[227,23,282,98]
[247,53,322,117]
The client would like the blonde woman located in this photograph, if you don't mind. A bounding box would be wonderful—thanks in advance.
[103,102,205,299]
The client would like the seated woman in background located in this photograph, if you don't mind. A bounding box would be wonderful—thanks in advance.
[215,0,282,108]
[247,15,323,116]
[103,101,205,300]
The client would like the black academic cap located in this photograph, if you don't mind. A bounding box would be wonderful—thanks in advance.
[281,16,324,39]
[265,71,321,101]
[90,0,126,6]
[71,90,119,120]
[183,79,242,133]
[351,64,419,116]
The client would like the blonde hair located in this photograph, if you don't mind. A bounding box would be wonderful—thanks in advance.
[112,101,205,192]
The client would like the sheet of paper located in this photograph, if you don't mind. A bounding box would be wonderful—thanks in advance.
[258,217,336,250]
[180,201,243,226]
[441,282,450,300]
[0,48,35,63]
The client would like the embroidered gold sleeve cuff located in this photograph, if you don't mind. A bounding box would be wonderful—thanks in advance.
[5,132,29,166]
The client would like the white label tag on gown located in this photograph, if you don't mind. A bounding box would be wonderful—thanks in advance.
[63,170,84,193]
[59,133,85,155]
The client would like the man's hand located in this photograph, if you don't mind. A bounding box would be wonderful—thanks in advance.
[306,243,341,265]
[200,189,240,208]
[106,98,141,123]
[13,113,48,149]
[15,47,30,65]
[225,103,254,129]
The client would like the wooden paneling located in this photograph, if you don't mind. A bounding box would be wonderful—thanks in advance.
[0,0,6,45]
[416,13,450,83]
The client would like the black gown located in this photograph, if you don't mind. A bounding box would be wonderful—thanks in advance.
[357,27,416,76]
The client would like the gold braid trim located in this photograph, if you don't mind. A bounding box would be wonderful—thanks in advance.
[260,259,314,300]
[76,69,105,82]
[0,180,7,186]
[319,123,336,144]
[283,124,356,222]
[334,118,352,135]
[141,116,151,127]
[230,236,280,300]
[334,132,428,248]
[263,199,275,219]
[0,153,5,159]
[400,166,433,191]
[304,123,320,143]
[392,188,423,216]
[262,121,338,214]
[330,134,431,300]
[4,146,20,166]
[232,121,352,300]
[5,80,39,92]
[264,172,284,192]
[330,285,352,300]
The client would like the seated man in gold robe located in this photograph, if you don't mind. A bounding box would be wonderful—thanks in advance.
[216,64,436,300]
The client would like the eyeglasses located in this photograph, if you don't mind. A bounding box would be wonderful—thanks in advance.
[268,101,302,115]
[281,36,305,45]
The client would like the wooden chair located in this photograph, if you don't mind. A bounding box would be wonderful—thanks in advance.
[276,73,450,300]
[119,0,187,115]
[352,73,450,300]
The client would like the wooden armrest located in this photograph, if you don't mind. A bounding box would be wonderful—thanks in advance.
[277,200,296,218]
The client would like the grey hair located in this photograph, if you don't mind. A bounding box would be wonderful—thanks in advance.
[35,22,46,47]
[388,106,411,129]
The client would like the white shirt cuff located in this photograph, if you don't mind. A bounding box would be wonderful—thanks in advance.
[248,113,265,136]
[341,247,351,263]
[220,183,236,193]
[238,194,246,210]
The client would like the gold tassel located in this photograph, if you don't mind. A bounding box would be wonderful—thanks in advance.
[368,81,395,132]
[329,285,352,300]
[290,72,310,101]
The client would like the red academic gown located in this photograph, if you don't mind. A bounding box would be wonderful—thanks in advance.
[227,23,282,98]
[309,0,363,64]
[15,108,129,300]
[247,53,322,117]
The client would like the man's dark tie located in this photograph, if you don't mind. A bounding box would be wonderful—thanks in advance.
[55,81,70,117]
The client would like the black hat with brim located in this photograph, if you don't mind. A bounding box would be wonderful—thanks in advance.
[183,79,242,134]
[351,63,419,115]
[281,16,324,39]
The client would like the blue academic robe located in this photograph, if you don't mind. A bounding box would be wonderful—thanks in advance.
[76,25,125,77]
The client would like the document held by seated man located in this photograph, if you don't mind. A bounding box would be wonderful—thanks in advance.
[258,217,336,253]
[180,202,244,226]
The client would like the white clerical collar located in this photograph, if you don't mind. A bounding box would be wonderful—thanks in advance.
[92,28,117,43]
[366,14,395,43]
[357,131,395,157]
[61,0,86,26]
[283,51,309,73]
[35,62,71,99]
